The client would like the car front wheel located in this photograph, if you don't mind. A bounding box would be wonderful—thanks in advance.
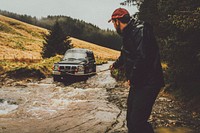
[93,66,96,72]
[53,75,61,82]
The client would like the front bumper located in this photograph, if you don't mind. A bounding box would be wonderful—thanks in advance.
[52,71,61,75]
[52,71,84,76]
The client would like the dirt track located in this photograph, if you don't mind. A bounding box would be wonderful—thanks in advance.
[0,62,200,133]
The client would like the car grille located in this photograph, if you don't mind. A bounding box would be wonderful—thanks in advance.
[59,66,77,73]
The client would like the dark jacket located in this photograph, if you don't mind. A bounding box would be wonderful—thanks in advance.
[113,19,165,88]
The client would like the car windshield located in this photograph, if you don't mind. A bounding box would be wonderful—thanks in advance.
[63,52,86,61]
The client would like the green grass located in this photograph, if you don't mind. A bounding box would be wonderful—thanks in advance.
[0,15,48,60]
[0,21,17,34]
[111,68,126,81]
[95,57,108,65]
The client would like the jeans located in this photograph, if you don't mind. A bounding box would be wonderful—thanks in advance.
[127,84,161,133]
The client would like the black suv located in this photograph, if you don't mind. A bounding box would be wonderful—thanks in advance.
[52,48,96,81]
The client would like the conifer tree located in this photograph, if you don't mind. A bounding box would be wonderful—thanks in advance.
[41,21,71,58]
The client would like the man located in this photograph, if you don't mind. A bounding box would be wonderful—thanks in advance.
[109,8,165,133]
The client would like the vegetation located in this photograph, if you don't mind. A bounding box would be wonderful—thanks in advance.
[0,10,122,51]
[0,55,61,79]
[0,15,48,60]
[42,21,72,58]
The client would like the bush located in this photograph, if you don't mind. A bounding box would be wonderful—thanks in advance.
[111,68,126,81]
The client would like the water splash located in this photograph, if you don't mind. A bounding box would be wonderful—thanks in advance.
[0,101,18,115]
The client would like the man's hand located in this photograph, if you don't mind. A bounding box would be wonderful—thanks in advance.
[124,80,131,87]
[127,80,130,86]
[109,65,114,70]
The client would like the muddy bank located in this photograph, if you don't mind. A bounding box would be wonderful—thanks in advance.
[106,84,200,133]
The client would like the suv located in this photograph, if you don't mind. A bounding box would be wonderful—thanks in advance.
[52,48,96,81]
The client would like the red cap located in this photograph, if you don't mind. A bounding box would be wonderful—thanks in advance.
[108,8,130,23]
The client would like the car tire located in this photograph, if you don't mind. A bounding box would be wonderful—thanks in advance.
[93,66,96,72]
[53,75,61,82]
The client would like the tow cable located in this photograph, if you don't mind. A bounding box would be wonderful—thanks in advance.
[64,68,111,76]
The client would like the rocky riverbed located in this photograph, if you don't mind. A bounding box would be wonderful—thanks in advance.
[0,62,199,133]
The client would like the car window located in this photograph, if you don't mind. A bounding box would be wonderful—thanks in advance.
[63,52,86,60]
[91,53,95,60]
[87,52,95,60]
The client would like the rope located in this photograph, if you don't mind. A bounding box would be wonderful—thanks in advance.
[64,68,110,76]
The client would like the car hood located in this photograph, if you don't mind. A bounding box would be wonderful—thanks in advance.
[57,60,85,65]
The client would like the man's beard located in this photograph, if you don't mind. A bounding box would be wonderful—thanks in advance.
[116,24,122,36]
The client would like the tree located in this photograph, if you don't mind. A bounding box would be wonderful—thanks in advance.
[41,21,71,58]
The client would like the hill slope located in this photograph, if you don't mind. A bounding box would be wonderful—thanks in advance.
[0,15,48,59]
[0,15,119,60]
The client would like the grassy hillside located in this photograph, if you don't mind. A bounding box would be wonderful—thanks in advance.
[0,15,48,59]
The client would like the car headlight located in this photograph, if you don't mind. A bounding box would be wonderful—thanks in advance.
[78,65,84,72]
[54,64,60,71]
